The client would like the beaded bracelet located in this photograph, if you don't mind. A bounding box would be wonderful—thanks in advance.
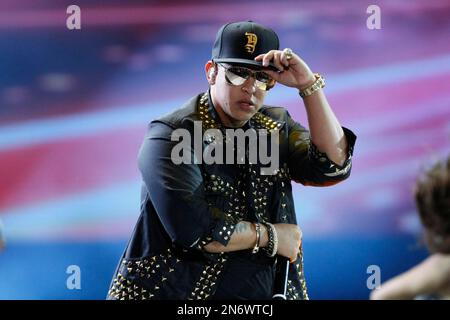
[263,223,278,257]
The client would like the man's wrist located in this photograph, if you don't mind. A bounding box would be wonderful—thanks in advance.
[296,73,316,91]
[298,73,325,98]
[259,223,269,248]
[251,222,261,253]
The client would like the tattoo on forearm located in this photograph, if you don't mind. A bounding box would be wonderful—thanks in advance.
[234,222,248,234]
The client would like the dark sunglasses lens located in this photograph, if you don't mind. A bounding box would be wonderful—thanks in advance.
[223,64,275,90]
[225,67,248,85]
[229,67,251,78]
[255,72,271,83]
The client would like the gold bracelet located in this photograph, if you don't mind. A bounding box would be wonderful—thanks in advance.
[299,73,325,98]
[252,222,261,254]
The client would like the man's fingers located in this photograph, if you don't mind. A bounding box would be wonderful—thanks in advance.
[279,51,290,67]
[290,252,299,263]
[254,54,265,61]
[261,50,277,67]
[256,50,294,71]
[272,52,285,71]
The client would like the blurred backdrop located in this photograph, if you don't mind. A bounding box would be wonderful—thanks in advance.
[0,0,449,299]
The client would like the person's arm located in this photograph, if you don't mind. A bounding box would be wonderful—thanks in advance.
[204,222,303,263]
[140,121,302,257]
[204,221,267,252]
[370,254,450,300]
[255,50,356,185]
[139,121,233,249]
[302,86,348,166]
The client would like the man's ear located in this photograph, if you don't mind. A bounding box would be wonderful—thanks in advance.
[205,61,217,85]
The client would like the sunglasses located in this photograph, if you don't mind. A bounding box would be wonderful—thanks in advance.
[217,63,276,91]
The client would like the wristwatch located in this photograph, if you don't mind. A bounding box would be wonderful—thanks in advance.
[299,73,325,98]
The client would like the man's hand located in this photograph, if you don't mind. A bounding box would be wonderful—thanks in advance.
[254,49,315,90]
[274,223,303,263]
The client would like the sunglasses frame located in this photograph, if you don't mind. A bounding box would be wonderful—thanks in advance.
[216,63,276,91]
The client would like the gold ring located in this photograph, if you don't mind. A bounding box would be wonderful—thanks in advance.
[284,48,293,60]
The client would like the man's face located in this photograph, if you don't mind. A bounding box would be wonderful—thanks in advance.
[209,62,269,127]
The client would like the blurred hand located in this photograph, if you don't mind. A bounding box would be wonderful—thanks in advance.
[274,223,302,263]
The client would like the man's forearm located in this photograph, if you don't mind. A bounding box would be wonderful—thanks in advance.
[204,221,268,253]
[302,89,348,166]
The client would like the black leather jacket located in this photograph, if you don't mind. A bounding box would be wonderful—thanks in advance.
[107,92,356,300]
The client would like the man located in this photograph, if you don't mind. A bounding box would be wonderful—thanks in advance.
[107,21,356,300]
[371,156,450,300]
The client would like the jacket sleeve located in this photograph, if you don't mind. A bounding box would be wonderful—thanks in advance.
[286,111,357,186]
[138,121,234,250]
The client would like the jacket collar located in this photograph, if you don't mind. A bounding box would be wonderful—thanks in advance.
[199,90,285,132]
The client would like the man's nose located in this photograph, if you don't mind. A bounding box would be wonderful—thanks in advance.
[242,76,257,94]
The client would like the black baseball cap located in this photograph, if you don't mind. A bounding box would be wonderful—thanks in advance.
[212,21,279,71]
